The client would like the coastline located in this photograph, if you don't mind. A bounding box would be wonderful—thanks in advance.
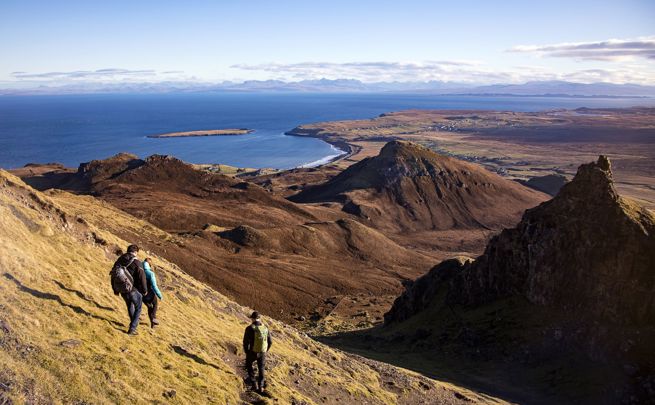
[285,127,361,168]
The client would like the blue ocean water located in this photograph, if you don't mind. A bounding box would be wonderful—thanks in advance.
[0,93,653,169]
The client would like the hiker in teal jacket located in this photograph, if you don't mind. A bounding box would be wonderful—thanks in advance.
[142,258,163,328]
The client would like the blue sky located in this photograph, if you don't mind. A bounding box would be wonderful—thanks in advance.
[1,0,654,87]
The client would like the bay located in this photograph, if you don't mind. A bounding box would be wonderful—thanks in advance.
[0,92,653,169]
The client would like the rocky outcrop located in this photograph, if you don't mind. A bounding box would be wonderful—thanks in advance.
[78,152,144,184]
[384,257,472,324]
[292,141,548,232]
[452,156,655,319]
[384,156,655,402]
[219,224,269,248]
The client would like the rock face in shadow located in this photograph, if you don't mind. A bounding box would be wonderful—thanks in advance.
[78,153,145,185]
[517,174,568,196]
[383,257,473,324]
[384,156,655,402]
[291,141,548,232]
[452,156,654,317]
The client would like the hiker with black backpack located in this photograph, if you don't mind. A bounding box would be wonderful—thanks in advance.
[243,311,273,393]
[110,244,148,335]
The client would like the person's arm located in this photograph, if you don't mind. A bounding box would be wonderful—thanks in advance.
[267,328,272,351]
[243,327,252,353]
[150,271,163,300]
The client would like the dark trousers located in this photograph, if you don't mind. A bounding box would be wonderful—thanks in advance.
[143,292,159,323]
[121,290,142,331]
[245,351,266,386]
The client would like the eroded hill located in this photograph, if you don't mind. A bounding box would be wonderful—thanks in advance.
[0,170,504,405]
[291,141,547,235]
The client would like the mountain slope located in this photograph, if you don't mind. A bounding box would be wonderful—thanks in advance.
[291,141,548,233]
[0,170,503,404]
[15,153,435,326]
[379,156,655,403]
[78,153,318,230]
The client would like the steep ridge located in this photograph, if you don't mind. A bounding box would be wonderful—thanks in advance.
[22,153,319,230]
[291,141,548,233]
[0,170,501,404]
[381,156,655,403]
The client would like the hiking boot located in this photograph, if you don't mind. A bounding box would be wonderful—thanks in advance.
[151,318,160,327]
[127,328,138,336]
[251,381,259,392]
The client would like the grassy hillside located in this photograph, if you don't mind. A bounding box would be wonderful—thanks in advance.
[0,170,503,404]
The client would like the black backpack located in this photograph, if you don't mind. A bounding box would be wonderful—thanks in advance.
[110,258,135,295]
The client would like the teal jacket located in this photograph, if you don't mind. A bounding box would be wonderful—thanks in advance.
[143,262,163,300]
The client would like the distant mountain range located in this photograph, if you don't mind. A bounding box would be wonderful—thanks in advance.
[2,79,655,97]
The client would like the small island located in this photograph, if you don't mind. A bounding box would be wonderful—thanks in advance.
[147,128,254,138]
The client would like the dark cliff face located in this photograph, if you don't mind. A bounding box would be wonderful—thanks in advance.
[384,156,655,401]
[451,156,655,325]
[383,257,471,324]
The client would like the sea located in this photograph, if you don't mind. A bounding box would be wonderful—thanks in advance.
[1,92,653,170]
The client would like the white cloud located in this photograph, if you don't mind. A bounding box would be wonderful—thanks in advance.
[12,68,187,82]
[509,36,655,61]
[230,61,485,83]
[230,60,655,85]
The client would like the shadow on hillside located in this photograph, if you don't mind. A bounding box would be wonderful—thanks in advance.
[3,273,124,330]
[317,326,529,405]
[171,345,222,370]
[20,172,78,192]
[53,280,114,311]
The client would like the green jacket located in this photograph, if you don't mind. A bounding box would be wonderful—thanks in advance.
[243,322,272,353]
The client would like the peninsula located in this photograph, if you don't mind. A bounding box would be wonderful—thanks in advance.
[147,128,253,138]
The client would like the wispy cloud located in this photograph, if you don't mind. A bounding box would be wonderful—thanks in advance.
[230,60,654,84]
[230,61,484,82]
[509,36,655,61]
[11,68,186,81]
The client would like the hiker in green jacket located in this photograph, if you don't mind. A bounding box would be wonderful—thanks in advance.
[243,311,273,393]
[142,258,163,328]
